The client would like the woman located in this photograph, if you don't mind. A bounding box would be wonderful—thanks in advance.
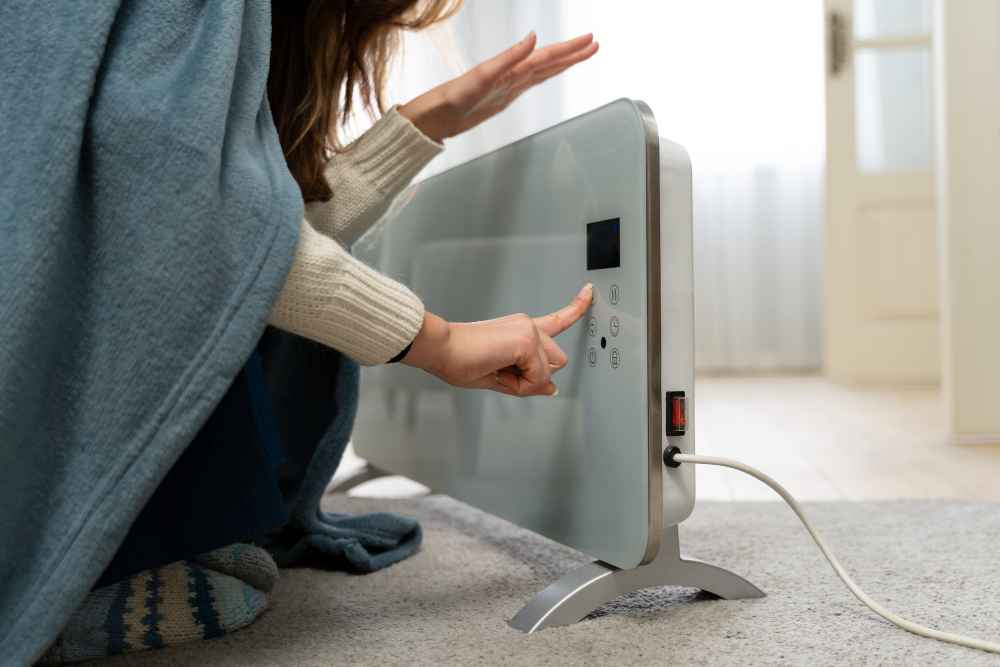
[3,1,597,663]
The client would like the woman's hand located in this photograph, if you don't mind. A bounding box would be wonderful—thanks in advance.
[402,283,593,396]
[398,32,599,143]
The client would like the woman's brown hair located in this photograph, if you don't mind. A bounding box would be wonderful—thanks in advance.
[269,0,461,203]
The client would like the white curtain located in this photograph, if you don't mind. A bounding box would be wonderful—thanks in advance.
[375,0,825,372]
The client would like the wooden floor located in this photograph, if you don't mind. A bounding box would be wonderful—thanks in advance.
[338,375,1000,502]
[694,375,1000,501]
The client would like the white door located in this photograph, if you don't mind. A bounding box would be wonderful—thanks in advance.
[824,0,938,384]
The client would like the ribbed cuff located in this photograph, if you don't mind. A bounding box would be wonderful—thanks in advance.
[335,105,444,196]
[269,220,425,366]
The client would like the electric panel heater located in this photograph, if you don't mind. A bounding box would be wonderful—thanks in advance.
[345,101,980,649]
[351,99,695,570]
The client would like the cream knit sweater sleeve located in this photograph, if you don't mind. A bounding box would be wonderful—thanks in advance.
[304,106,443,247]
[267,107,443,365]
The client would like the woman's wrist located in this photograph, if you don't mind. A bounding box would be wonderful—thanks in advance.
[401,310,451,372]
[398,90,452,144]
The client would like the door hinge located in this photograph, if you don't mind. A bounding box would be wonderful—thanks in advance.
[828,10,850,77]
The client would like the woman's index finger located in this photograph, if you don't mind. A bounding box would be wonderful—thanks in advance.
[534,284,594,337]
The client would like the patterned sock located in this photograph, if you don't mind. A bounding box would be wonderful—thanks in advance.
[40,543,279,665]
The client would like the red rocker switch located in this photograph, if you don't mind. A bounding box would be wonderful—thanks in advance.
[666,391,686,436]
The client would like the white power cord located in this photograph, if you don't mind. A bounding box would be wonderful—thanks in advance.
[672,452,1000,655]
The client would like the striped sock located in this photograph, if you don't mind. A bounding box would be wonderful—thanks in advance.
[40,544,278,665]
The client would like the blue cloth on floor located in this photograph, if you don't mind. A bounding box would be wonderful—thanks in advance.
[256,329,423,573]
[0,3,303,663]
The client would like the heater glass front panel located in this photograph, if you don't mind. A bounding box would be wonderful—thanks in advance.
[352,100,657,568]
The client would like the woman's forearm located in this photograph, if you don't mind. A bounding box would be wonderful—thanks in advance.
[305,106,443,247]
[268,218,424,365]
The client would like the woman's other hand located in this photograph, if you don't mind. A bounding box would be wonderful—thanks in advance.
[402,283,593,396]
[399,32,598,143]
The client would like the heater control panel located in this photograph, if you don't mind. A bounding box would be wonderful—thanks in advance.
[585,218,626,370]
[585,218,630,373]
[584,286,625,371]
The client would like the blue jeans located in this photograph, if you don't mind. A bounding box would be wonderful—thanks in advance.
[97,327,353,587]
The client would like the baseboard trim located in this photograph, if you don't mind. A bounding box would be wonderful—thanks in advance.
[953,433,1000,446]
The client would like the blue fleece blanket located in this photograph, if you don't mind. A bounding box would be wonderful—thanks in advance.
[0,3,418,663]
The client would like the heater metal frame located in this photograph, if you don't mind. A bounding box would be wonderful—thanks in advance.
[509,524,765,633]
[636,100,664,564]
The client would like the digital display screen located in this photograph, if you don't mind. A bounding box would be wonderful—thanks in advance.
[586,218,621,270]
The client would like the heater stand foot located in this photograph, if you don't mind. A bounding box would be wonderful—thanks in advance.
[509,524,764,633]
[325,463,391,494]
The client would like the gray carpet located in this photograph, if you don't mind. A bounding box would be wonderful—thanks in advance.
[97,496,1000,666]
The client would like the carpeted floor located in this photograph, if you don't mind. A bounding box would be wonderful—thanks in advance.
[96,496,1000,666]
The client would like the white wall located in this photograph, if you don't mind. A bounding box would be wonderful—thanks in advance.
[933,0,1000,445]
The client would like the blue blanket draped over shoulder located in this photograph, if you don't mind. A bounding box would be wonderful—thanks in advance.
[0,2,420,663]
